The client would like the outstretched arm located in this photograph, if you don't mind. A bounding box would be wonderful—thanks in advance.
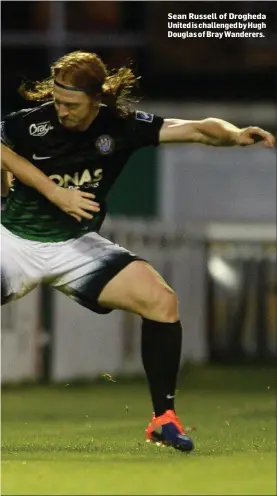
[159,118,275,147]
[1,144,100,222]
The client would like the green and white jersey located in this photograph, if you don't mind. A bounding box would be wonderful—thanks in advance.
[1,103,163,242]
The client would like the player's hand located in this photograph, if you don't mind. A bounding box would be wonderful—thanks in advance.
[49,187,100,222]
[236,127,275,148]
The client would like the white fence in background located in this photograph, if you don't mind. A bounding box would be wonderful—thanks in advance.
[1,290,40,382]
[1,220,276,383]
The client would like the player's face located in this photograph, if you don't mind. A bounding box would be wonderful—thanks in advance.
[53,82,99,131]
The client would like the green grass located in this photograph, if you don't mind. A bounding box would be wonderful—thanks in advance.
[2,366,276,495]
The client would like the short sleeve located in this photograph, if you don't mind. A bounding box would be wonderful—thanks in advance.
[1,109,32,150]
[126,110,164,149]
[1,112,21,149]
[1,119,14,148]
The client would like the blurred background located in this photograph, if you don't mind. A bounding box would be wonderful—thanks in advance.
[1,0,276,384]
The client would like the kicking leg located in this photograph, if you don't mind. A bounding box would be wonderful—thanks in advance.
[98,260,181,413]
[51,232,194,452]
[98,260,194,452]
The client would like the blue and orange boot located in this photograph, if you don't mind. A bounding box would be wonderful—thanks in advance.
[146,409,194,452]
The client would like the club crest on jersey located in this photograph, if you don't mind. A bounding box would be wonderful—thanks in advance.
[29,121,54,137]
[135,110,154,123]
[95,135,114,155]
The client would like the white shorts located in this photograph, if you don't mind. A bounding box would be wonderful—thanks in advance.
[1,225,140,313]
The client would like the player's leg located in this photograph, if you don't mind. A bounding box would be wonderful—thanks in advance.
[52,232,193,451]
[1,225,42,304]
[97,260,181,414]
[97,259,178,321]
[97,260,193,452]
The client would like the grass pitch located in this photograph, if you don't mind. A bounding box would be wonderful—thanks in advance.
[2,366,276,495]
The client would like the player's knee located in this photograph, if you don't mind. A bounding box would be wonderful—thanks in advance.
[157,287,179,322]
[144,285,179,323]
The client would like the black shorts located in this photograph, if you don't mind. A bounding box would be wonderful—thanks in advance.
[61,249,143,314]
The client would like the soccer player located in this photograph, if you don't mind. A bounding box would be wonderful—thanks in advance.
[1,51,275,452]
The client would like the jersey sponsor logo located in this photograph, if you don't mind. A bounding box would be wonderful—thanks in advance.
[49,168,103,189]
[95,135,114,155]
[135,110,154,123]
[29,121,54,137]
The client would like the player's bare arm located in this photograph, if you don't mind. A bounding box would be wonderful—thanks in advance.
[1,168,13,196]
[159,118,275,147]
[1,144,100,222]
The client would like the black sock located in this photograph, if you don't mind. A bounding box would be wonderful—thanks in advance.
[141,318,182,417]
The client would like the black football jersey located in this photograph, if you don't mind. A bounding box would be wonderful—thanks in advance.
[1,102,164,241]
